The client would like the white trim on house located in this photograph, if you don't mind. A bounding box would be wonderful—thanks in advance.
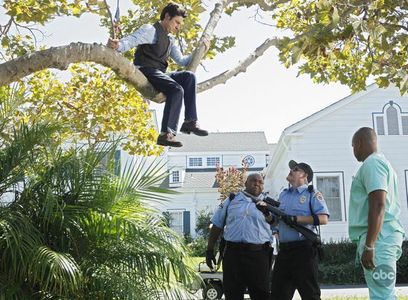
[264,85,408,241]
[264,84,378,177]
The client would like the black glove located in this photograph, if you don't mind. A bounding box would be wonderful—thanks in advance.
[205,249,216,270]
[280,214,297,226]
[256,202,269,216]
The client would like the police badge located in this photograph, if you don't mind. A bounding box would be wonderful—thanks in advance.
[299,195,306,204]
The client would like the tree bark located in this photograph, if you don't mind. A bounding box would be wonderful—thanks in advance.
[0,42,166,103]
[197,38,278,93]
[187,0,230,72]
[0,39,280,100]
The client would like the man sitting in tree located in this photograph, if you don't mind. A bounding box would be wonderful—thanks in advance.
[107,2,209,147]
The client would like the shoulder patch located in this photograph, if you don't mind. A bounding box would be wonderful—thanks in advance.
[314,191,324,201]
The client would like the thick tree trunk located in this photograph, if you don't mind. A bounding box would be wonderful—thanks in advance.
[0,42,166,103]
[0,40,279,100]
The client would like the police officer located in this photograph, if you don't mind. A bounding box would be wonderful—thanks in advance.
[270,160,330,300]
[206,173,273,300]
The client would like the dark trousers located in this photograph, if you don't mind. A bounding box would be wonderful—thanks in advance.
[223,244,271,300]
[270,241,320,300]
[139,67,197,134]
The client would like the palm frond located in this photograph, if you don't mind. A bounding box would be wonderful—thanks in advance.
[0,123,58,196]
[116,157,178,204]
[29,246,82,296]
[0,208,42,284]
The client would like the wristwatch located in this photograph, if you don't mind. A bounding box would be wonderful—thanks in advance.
[364,244,375,251]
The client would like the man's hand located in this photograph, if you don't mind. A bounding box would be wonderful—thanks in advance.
[202,35,211,52]
[256,201,269,216]
[361,248,376,270]
[107,38,119,50]
[280,214,297,226]
[205,249,216,270]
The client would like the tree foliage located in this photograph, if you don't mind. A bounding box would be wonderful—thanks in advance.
[0,0,407,156]
[274,0,408,93]
[0,123,198,299]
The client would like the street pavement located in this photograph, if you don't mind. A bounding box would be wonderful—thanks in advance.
[292,284,408,299]
[173,284,408,299]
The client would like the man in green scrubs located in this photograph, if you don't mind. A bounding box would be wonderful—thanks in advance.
[349,127,405,300]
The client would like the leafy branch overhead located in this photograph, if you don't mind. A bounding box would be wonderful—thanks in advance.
[0,0,407,155]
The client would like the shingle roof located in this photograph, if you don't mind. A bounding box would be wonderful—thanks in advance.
[158,170,217,189]
[169,132,269,152]
[159,169,265,189]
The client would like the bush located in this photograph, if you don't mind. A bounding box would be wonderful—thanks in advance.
[318,240,408,285]
[187,237,207,257]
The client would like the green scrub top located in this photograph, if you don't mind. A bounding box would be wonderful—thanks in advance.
[349,153,405,242]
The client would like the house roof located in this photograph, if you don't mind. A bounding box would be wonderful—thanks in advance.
[266,84,380,175]
[159,170,218,189]
[169,132,269,153]
[283,83,377,135]
[159,169,265,189]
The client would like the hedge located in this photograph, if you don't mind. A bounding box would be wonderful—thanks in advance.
[319,240,408,284]
[188,238,408,284]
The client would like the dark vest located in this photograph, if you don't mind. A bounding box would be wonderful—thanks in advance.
[133,22,170,72]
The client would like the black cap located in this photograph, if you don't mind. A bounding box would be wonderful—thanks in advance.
[288,160,313,183]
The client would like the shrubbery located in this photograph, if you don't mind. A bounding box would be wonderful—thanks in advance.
[188,236,208,257]
[319,240,408,284]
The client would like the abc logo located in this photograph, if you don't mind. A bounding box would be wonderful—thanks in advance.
[372,264,395,287]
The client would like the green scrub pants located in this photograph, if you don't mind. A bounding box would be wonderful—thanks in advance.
[357,232,403,300]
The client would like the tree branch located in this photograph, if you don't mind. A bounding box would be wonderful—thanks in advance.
[187,0,230,72]
[197,38,278,92]
[0,42,165,103]
[233,0,290,11]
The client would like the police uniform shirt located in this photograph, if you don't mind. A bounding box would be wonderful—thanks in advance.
[278,185,330,243]
[211,192,272,244]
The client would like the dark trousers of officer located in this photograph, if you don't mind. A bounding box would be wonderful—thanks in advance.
[270,241,320,300]
[223,242,271,300]
[139,67,197,134]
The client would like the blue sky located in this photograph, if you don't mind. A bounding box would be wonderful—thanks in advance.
[22,0,355,142]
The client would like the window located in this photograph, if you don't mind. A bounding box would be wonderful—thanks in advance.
[172,170,180,183]
[315,175,343,221]
[189,157,202,167]
[386,106,399,135]
[207,157,220,167]
[373,101,408,136]
[168,211,183,234]
[376,116,385,135]
[243,155,255,167]
[402,116,408,135]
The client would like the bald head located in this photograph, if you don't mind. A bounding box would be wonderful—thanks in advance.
[352,127,377,161]
[353,127,377,146]
[245,173,264,197]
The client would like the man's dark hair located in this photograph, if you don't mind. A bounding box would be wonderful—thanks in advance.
[160,3,187,20]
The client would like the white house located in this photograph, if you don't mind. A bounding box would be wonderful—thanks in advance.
[153,132,273,237]
[264,84,408,241]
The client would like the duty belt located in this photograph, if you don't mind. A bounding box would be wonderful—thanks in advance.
[279,240,313,251]
[226,241,270,251]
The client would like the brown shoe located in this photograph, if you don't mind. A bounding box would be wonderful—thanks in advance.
[157,132,183,147]
[180,120,208,136]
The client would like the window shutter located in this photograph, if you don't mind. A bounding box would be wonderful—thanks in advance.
[114,150,121,175]
[183,211,190,235]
